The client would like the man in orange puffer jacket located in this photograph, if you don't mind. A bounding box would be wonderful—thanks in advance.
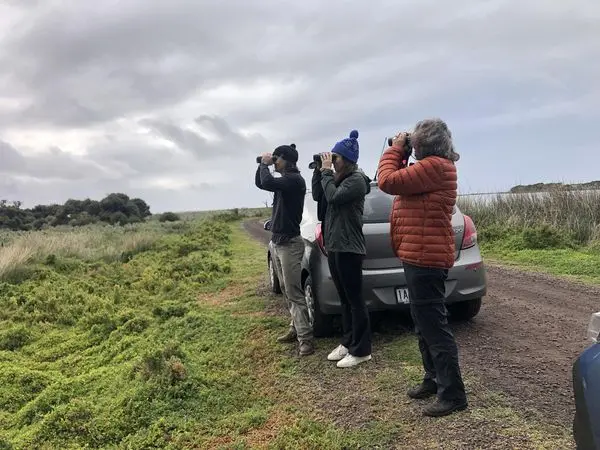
[377,118,467,417]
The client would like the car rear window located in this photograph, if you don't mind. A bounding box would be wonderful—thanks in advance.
[363,186,394,223]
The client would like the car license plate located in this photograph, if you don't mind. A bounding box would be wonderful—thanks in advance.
[396,288,410,304]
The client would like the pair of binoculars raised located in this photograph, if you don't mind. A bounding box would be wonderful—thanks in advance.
[388,134,412,149]
[255,155,279,164]
[309,153,338,170]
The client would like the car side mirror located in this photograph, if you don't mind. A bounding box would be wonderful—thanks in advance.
[263,220,272,231]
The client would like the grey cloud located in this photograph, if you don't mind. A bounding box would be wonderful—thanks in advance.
[139,119,207,155]
[139,115,268,160]
[2,0,596,130]
[0,0,599,211]
[0,140,109,180]
[0,140,26,168]
[85,137,183,177]
[0,114,270,211]
[1,2,282,127]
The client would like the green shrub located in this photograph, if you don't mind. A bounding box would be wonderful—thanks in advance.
[521,224,575,250]
[477,224,511,243]
[0,325,33,351]
[478,224,576,251]
[152,303,189,320]
[158,212,181,223]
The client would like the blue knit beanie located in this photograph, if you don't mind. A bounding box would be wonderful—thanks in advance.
[331,130,359,163]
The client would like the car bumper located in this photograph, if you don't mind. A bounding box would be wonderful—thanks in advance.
[314,246,487,315]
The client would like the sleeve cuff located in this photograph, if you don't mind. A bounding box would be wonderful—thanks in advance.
[389,145,406,155]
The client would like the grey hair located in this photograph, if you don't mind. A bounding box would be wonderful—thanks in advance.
[411,118,460,162]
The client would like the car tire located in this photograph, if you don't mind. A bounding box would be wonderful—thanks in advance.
[268,254,282,294]
[304,275,334,337]
[449,298,482,321]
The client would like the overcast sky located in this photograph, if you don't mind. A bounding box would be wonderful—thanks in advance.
[0,1,598,213]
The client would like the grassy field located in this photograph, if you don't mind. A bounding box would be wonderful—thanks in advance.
[0,212,575,449]
[458,189,600,283]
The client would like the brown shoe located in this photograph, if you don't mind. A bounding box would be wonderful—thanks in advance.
[277,329,297,343]
[299,340,315,356]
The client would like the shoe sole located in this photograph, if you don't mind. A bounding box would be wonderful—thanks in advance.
[423,403,468,417]
[327,354,348,361]
[336,356,372,368]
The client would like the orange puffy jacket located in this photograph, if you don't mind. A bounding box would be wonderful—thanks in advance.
[377,146,457,269]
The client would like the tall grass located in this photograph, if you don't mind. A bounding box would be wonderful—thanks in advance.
[458,189,600,245]
[163,207,271,222]
[0,222,176,281]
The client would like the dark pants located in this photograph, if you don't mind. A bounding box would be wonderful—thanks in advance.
[403,261,467,402]
[328,252,372,357]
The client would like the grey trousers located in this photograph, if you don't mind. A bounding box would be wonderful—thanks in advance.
[271,236,313,342]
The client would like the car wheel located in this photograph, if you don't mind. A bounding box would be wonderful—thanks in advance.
[268,254,282,294]
[304,275,334,337]
[449,298,482,321]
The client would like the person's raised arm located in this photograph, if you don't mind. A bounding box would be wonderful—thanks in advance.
[259,164,296,192]
[255,165,264,190]
[377,146,442,196]
[321,170,366,205]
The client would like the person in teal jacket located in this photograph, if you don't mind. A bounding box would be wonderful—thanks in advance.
[312,130,373,368]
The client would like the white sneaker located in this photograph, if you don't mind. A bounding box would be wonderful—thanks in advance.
[327,345,349,361]
[336,354,372,368]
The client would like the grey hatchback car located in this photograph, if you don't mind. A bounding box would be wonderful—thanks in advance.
[266,181,487,336]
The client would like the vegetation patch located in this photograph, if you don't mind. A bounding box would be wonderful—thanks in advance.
[0,194,152,231]
[459,190,600,282]
[0,212,577,449]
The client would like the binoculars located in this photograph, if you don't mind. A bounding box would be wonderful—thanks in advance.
[255,155,278,164]
[309,153,338,170]
[388,134,412,149]
[388,134,413,160]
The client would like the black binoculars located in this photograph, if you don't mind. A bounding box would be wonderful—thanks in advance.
[388,134,413,160]
[388,134,412,149]
[255,155,278,164]
[309,153,338,170]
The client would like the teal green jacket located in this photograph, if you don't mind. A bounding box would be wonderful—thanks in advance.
[317,169,371,255]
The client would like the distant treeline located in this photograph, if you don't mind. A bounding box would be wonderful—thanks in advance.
[0,193,152,231]
[510,181,600,193]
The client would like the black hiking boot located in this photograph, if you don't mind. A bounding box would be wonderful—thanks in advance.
[299,340,315,356]
[407,380,438,399]
[423,399,468,417]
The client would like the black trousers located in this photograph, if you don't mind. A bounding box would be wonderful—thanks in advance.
[328,252,372,357]
[403,261,467,402]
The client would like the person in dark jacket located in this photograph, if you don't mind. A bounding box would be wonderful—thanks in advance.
[255,144,314,356]
[377,118,467,417]
[312,130,373,368]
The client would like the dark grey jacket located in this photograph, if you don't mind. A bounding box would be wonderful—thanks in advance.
[255,164,306,245]
[313,168,371,255]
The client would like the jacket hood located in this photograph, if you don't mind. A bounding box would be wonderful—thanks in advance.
[355,168,372,195]
[334,168,372,194]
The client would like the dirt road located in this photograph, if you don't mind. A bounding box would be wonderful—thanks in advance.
[243,218,596,429]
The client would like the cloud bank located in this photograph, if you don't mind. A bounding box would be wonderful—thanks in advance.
[0,0,598,212]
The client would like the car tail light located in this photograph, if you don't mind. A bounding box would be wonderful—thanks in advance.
[315,223,327,255]
[461,215,478,249]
